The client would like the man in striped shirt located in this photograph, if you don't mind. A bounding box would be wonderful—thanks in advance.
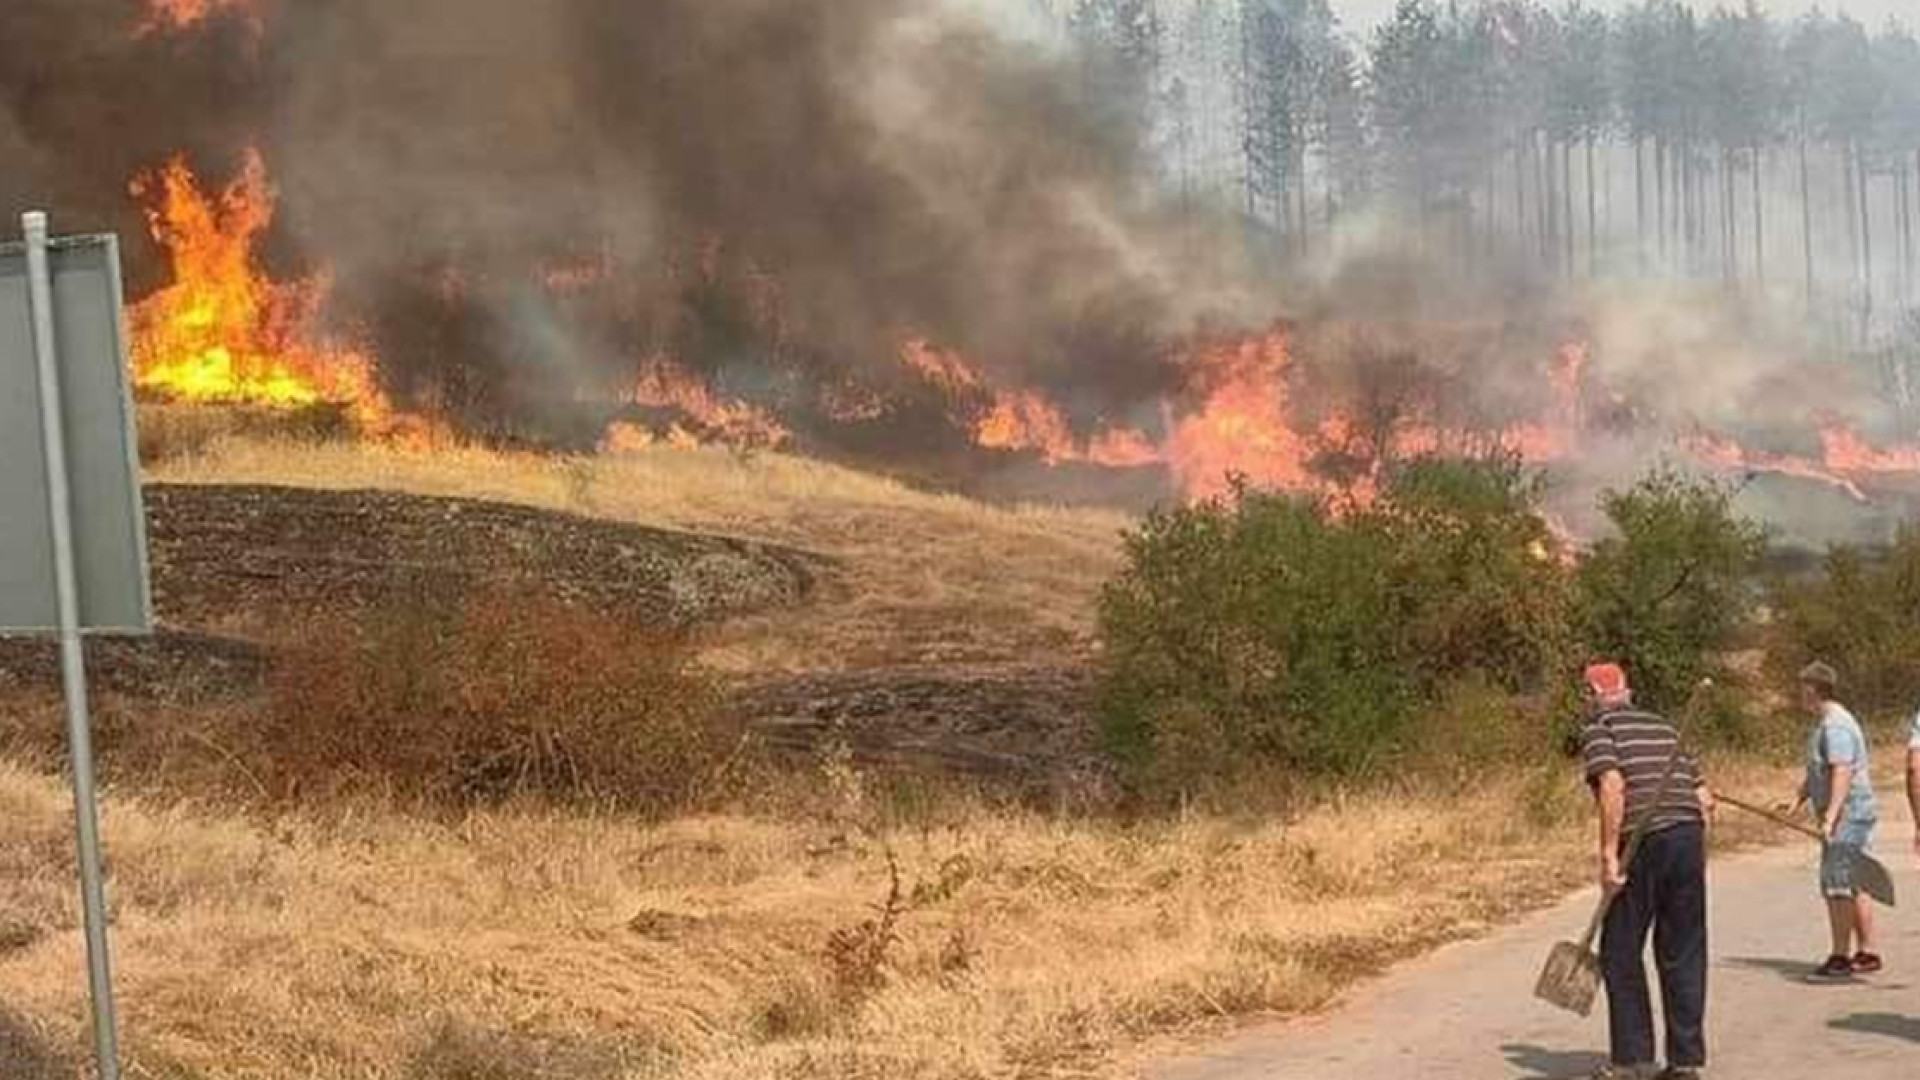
[1579,662,1712,1080]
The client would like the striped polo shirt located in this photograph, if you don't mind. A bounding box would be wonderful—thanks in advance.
[1581,708,1705,833]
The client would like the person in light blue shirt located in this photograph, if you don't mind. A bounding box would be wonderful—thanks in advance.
[1788,661,1880,981]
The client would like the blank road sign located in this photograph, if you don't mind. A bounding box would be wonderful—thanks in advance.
[0,234,152,634]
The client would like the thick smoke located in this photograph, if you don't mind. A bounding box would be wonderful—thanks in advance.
[2,0,1235,439]
[0,1,266,293]
[6,0,1914,544]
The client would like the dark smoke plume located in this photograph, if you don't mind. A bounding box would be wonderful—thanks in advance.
[2,0,1228,440]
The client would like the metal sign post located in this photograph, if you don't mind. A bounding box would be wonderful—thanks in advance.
[7,211,149,1080]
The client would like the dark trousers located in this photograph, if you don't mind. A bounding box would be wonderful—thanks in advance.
[1600,822,1708,1069]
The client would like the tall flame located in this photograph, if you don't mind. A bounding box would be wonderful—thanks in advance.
[1163,332,1314,500]
[127,153,395,430]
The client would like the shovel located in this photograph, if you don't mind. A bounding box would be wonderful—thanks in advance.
[1533,881,1616,1016]
[1714,793,1898,908]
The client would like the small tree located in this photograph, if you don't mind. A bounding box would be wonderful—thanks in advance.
[1575,468,1767,714]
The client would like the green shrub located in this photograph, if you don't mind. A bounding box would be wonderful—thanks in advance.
[1097,484,1406,786]
[1769,528,1920,715]
[1375,457,1575,693]
[1097,455,1571,791]
[1098,458,1775,795]
[1574,469,1767,716]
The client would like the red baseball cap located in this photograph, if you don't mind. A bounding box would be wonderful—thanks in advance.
[1583,662,1630,699]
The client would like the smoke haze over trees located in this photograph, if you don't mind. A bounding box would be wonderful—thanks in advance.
[1057,0,1920,339]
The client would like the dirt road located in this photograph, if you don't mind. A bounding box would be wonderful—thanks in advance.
[1154,839,1920,1079]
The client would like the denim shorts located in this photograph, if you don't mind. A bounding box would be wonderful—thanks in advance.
[1821,821,1876,898]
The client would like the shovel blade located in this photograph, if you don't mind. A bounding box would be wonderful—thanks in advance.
[1852,851,1898,908]
[1534,940,1602,1016]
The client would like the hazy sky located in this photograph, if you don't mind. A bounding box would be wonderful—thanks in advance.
[1334,0,1912,36]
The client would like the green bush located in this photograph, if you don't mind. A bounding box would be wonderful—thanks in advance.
[1769,528,1920,716]
[1097,484,1403,787]
[1097,455,1571,791]
[1574,468,1767,716]
[1098,459,1776,795]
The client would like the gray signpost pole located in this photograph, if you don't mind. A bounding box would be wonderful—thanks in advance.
[23,211,123,1080]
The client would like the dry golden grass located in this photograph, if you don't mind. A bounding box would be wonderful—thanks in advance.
[0,757,1792,1080]
[0,432,1796,1079]
[150,437,1130,674]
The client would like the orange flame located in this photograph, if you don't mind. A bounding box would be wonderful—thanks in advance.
[127,152,396,431]
[1679,430,1869,502]
[599,421,654,454]
[975,391,1078,463]
[138,0,262,35]
[1164,331,1314,500]
[1820,424,1920,475]
[901,340,1159,469]
[629,358,791,449]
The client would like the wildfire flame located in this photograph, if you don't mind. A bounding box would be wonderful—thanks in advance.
[897,330,1591,502]
[1679,430,1869,502]
[1679,422,1920,503]
[626,358,791,449]
[127,152,398,431]
[900,340,1160,468]
[1163,332,1315,500]
[1821,424,1920,476]
[139,0,263,36]
[116,149,1920,508]
[1159,331,1588,503]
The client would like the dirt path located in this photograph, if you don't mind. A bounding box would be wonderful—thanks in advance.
[1153,838,1920,1080]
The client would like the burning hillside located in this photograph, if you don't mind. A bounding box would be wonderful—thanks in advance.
[109,145,1920,533]
[10,0,1920,539]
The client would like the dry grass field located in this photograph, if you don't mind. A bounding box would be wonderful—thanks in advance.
[3,760,1793,1080]
[0,433,1793,1080]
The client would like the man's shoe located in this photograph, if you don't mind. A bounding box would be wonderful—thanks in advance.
[1589,1066,1656,1079]
[1807,954,1855,982]
[1851,951,1883,974]
[1656,1069,1703,1080]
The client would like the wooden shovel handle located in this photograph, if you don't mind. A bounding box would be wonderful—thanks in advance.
[1714,793,1827,842]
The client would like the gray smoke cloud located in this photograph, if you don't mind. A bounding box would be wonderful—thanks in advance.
[3,0,1912,544]
[0,0,1251,438]
[2,0,1248,440]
